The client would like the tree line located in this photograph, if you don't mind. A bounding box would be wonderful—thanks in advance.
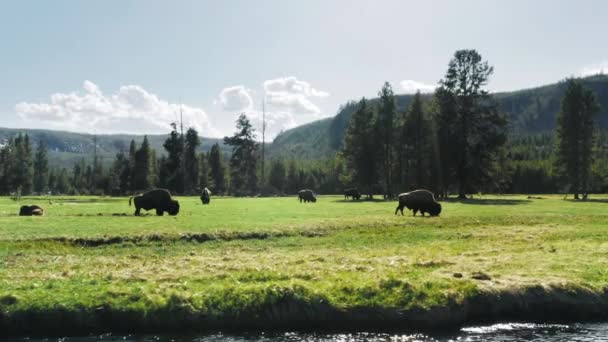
[0,49,602,199]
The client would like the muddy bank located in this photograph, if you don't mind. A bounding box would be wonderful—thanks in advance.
[1,284,607,337]
[18,230,327,247]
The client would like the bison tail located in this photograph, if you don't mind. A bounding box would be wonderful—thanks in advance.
[129,197,133,207]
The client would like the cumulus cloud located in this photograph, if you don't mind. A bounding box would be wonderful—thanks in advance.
[263,76,329,115]
[15,81,220,136]
[580,61,608,77]
[216,76,329,139]
[399,80,437,94]
[218,85,253,112]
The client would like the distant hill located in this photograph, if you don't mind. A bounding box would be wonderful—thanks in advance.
[3,75,608,167]
[0,128,225,169]
[268,75,608,160]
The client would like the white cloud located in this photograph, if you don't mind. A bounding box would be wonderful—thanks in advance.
[263,76,329,115]
[218,85,253,112]
[580,61,608,77]
[216,76,330,139]
[15,81,220,136]
[399,79,437,94]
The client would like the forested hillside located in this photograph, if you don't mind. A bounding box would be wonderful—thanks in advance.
[270,75,608,160]
[0,128,225,168]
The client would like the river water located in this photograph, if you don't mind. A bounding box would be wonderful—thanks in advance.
[3,323,608,341]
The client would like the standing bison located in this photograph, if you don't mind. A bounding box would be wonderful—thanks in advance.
[129,189,180,216]
[395,189,441,217]
[344,188,361,200]
[19,205,44,216]
[200,187,211,205]
[298,189,317,203]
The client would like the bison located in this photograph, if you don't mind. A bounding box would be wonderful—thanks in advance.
[200,187,211,205]
[298,189,317,203]
[344,188,361,200]
[129,189,180,216]
[395,189,441,217]
[19,205,44,216]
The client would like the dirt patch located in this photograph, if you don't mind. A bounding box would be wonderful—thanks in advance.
[29,230,328,247]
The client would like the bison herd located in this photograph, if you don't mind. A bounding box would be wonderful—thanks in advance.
[16,187,443,218]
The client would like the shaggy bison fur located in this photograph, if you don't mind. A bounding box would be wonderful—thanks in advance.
[19,205,44,216]
[344,188,361,200]
[200,187,211,205]
[129,189,180,216]
[298,189,317,203]
[395,189,441,217]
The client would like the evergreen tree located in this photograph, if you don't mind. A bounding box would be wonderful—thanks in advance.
[342,98,380,198]
[199,152,209,189]
[437,49,507,198]
[402,91,433,189]
[0,142,13,194]
[286,160,300,194]
[128,139,137,190]
[376,82,396,198]
[268,159,286,194]
[208,143,226,194]
[10,134,34,195]
[555,79,600,199]
[224,114,258,196]
[133,136,152,191]
[163,123,185,193]
[56,168,70,194]
[33,140,49,194]
[184,128,201,193]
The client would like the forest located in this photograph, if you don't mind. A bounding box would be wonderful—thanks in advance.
[0,50,606,198]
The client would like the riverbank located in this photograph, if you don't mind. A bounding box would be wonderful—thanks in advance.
[1,195,608,336]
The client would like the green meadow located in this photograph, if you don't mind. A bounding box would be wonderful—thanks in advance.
[1,195,608,334]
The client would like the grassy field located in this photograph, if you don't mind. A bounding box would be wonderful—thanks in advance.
[1,194,608,334]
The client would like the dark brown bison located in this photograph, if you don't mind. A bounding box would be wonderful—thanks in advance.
[298,189,317,203]
[344,188,361,200]
[19,205,44,216]
[200,187,211,205]
[129,189,180,216]
[395,189,441,217]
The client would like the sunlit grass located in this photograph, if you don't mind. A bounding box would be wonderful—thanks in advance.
[1,194,608,331]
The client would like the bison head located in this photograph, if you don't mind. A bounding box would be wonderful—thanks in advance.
[167,200,180,216]
[429,201,442,216]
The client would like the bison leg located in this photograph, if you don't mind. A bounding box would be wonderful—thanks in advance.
[413,209,418,216]
[134,207,141,216]
[156,209,164,216]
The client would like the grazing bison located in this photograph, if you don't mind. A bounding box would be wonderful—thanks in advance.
[344,188,361,200]
[200,187,211,205]
[129,189,180,216]
[298,189,317,203]
[395,189,441,217]
[19,205,44,216]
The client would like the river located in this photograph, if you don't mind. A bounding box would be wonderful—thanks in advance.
[3,323,608,341]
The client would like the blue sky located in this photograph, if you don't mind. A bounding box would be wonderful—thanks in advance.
[1,0,607,138]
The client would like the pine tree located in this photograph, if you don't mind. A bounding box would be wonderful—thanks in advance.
[224,114,258,196]
[437,49,507,198]
[33,140,49,194]
[133,136,152,191]
[199,152,209,189]
[555,79,600,199]
[184,128,201,193]
[342,98,380,199]
[402,91,433,189]
[268,159,287,194]
[163,124,184,193]
[208,143,226,194]
[376,82,396,198]
[128,140,137,191]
